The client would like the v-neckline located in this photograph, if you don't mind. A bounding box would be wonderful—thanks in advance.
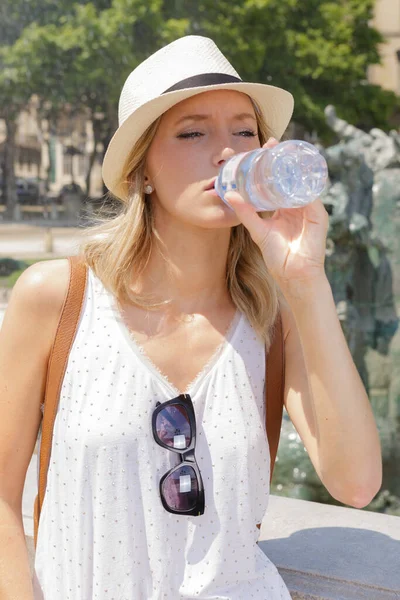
[93,269,242,397]
[119,308,242,397]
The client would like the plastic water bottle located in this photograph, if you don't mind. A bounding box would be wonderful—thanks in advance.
[215,140,328,211]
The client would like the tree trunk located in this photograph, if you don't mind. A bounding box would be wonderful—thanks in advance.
[85,117,102,197]
[3,116,18,220]
[44,122,58,193]
[101,123,115,196]
[36,107,60,194]
[45,137,52,192]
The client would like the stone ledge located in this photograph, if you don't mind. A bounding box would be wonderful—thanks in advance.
[258,495,400,599]
[280,567,399,600]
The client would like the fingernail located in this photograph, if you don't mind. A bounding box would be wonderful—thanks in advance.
[224,193,236,204]
[225,192,244,204]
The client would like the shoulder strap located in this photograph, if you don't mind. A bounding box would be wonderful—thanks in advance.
[34,255,88,547]
[265,311,285,483]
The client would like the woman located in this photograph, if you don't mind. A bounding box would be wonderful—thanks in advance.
[0,36,382,599]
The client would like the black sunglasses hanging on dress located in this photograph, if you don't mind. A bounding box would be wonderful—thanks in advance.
[152,393,205,516]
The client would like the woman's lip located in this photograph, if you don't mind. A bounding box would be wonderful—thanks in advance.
[205,188,220,197]
[204,177,217,191]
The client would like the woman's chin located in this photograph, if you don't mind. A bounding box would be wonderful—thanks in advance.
[198,202,241,228]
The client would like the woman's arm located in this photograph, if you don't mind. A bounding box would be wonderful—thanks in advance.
[225,138,382,508]
[280,281,382,508]
[0,259,69,598]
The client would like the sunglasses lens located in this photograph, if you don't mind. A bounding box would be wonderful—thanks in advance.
[162,465,199,511]
[156,404,191,449]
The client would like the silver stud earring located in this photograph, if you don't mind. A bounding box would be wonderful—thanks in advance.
[144,184,153,194]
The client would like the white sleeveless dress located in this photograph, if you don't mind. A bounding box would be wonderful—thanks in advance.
[33,268,292,600]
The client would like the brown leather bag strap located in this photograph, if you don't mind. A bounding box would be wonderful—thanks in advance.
[266,311,285,483]
[34,255,88,546]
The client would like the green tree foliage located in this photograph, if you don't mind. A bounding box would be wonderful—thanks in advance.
[1,0,399,173]
[1,1,167,194]
[158,0,399,136]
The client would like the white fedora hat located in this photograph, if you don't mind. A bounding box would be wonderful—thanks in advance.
[102,35,294,200]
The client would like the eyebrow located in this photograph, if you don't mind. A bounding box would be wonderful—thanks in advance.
[174,112,257,126]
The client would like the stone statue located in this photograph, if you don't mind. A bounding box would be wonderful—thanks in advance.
[322,105,399,364]
[324,105,400,288]
[321,106,399,482]
[324,105,400,173]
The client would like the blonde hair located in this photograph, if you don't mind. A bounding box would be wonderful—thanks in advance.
[80,98,280,347]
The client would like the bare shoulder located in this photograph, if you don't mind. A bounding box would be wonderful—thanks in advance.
[10,258,70,317]
[3,258,71,352]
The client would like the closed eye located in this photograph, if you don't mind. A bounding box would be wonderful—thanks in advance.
[177,130,257,140]
[236,130,257,137]
[177,131,204,139]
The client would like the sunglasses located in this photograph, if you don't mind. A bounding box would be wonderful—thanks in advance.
[152,393,205,516]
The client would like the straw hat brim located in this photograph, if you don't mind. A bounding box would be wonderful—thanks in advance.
[102,81,294,200]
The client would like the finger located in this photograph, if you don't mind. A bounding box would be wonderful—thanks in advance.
[304,198,330,230]
[262,137,279,149]
[225,191,270,246]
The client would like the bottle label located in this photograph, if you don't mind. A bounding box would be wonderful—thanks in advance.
[220,153,246,195]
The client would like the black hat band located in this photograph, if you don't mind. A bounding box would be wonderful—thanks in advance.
[163,73,242,94]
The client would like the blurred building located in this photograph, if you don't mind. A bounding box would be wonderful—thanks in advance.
[0,107,41,182]
[0,96,104,200]
[369,0,400,93]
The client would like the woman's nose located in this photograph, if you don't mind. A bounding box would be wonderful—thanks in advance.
[213,147,236,167]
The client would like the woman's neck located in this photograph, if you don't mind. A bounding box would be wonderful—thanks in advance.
[132,219,233,315]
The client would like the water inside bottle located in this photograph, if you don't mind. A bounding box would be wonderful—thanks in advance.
[215,140,328,211]
[271,141,328,205]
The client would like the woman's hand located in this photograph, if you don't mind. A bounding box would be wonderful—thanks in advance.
[225,138,329,299]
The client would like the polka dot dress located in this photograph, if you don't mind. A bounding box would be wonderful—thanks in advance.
[33,268,292,600]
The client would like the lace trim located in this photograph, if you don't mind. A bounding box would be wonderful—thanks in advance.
[120,308,241,396]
